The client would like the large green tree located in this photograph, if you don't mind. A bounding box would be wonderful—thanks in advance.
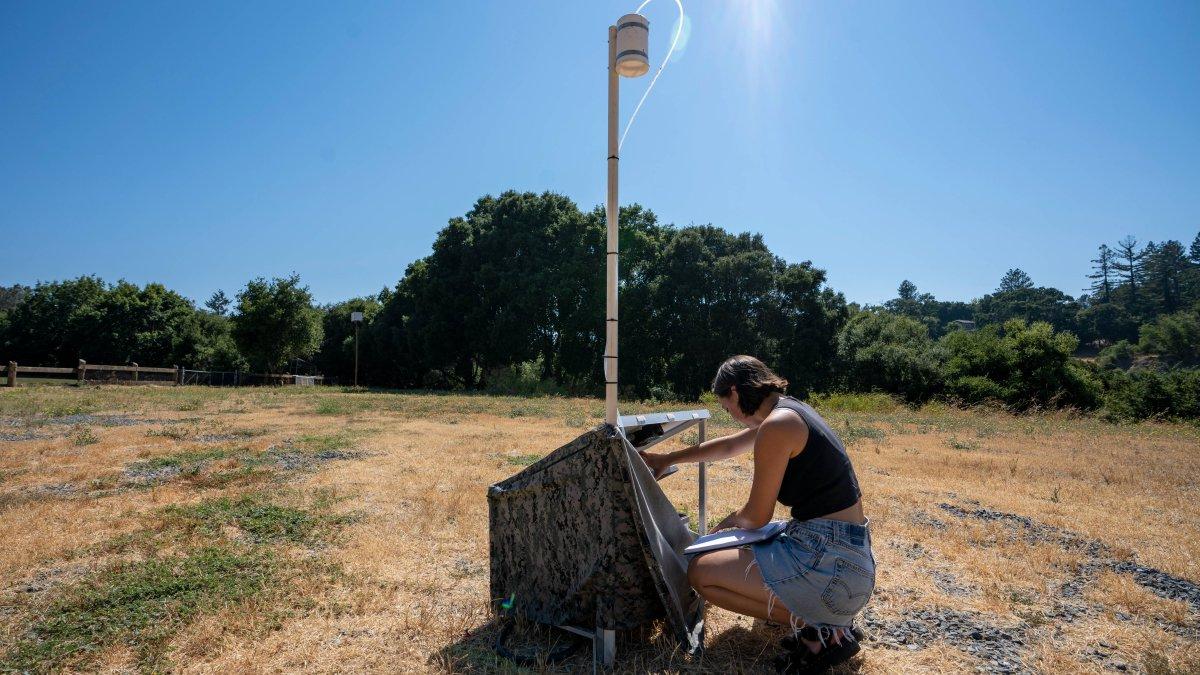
[1087,244,1116,303]
[997,268,1034,293]
[836,311,941,402]
[1075,302,1138,345]
[401,191,590,387]
[974,286,1081,334]
[230,275,323,373]
[1142,239,1190,315]
[1,277,205,367]
[1112,236,1146,317]
[0,285,29,313]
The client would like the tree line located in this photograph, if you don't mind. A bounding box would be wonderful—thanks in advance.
[2,190,1197,421]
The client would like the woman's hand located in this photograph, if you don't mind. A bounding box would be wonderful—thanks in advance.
[638,450,673,479]
[712,511,753,532]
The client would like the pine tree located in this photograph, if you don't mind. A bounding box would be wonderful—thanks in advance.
[205,290,231,316]
[1185,232,1200,308]
[1112,236,1145,315]
[998,268,1034,293]
[1144,240,1189,314]
[1086,244,1115,303]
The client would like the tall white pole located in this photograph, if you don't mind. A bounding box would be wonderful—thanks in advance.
[605,25,620,427]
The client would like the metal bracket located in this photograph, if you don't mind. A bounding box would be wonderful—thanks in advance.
[554,624,615,670]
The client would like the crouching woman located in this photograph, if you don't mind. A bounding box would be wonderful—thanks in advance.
[641,356,875,673]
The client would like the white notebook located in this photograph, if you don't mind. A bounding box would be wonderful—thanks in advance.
[683,520,787,556]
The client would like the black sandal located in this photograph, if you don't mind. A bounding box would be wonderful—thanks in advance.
[775,640,861,674]
[779,625,865,653]
[776,626,864,674]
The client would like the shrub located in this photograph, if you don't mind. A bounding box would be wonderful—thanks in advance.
[1098,367,1200,421]
[835,311,942,403]
[1138,310,1200,366]
[940,320,1099,411]
[809,392,903,414]
[945,375,1009,405]
[1097,340,1136,370]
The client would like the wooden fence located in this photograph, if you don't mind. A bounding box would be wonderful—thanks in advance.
[3,360,324,388]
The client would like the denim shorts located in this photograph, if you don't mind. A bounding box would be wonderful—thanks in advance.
[751,518,876,629]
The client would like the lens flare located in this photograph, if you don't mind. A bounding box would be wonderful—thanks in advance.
[619,0,686,150]
[669,13,692,63]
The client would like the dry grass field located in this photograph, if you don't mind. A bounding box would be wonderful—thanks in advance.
[1,385,1198,674]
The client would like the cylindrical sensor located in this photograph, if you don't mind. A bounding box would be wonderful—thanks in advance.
[615,13,649,78]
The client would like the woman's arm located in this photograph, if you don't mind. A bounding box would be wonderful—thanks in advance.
[713,412,808,531]
[639,426,756,478]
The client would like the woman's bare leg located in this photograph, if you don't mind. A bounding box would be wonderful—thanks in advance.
[689,548,845,655]
[687,548,797,625]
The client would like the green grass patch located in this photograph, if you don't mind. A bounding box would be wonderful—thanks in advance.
[71,426,99,446]
[503,453,544,467]
[160,493,350,545]
[43,400,100,419]
[173,397,206,412]
[188,466,271,489]
[812,392,903,414]
[3,547,272,672]
[838,419,887,444]
[314,398,346,415]
[146,425,193,440]
[131,446,246,473]
[295,432,355,454]
[563,410,589,429]
[0,388,98,420]
[947,436,979,451]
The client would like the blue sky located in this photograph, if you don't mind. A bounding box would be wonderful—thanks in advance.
[2,1,1198,306]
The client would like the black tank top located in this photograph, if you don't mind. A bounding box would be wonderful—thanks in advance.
[772,396,862,521]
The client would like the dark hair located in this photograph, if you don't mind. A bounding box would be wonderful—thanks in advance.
[711,355,789,415]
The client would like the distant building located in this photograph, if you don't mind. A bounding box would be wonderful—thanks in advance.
[950,319,977,332]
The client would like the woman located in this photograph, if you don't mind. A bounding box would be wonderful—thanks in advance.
[641,355,874,674]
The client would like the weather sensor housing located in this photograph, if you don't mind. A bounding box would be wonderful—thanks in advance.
[614,14,650,77]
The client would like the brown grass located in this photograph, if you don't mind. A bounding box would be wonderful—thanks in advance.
[1,385,1198,673]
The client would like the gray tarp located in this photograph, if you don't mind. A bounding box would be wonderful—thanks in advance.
[488,424,704,652]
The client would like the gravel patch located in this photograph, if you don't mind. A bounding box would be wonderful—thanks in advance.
[930,569,978,597]
[1109,560,1200,614]
[193,433,251,443]
[0,430,49,442]
[7,563,90,595]
[909,511,949,531]
[0,482,79,509]
[0,414,145,441]
[263,441,362,472]
[43,414,143,427]
[935,501,1200,640]
[121,464,183,486]
[266,447,361,471]
[860,606,1029,673]
[31,483,77,497]
[887,538,978,597]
